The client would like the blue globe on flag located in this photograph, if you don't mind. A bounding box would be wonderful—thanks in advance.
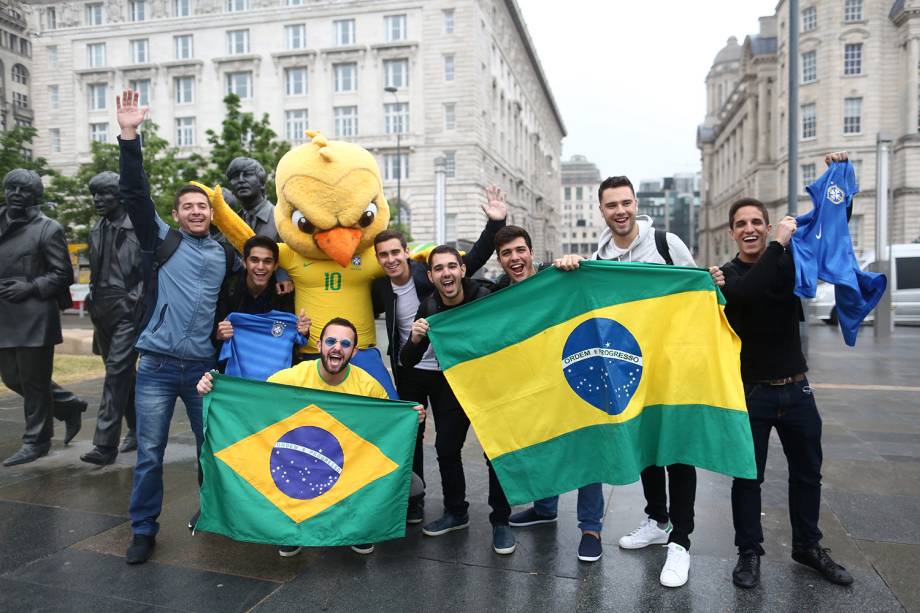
[270,426,345,499]
[561,318,643,415]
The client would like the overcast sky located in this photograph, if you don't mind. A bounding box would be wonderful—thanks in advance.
[516,0,778,183]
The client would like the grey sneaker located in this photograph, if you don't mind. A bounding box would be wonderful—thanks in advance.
[422,513,470,537]
[492,525,516,555]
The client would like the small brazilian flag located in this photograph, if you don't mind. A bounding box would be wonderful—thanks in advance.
[198,374,419,546]
[427,260,757,506]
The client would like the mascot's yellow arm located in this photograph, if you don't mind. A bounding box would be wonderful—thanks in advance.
[190,182,254,251]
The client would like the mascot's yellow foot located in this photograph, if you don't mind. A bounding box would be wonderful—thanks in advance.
[316,227,362,267]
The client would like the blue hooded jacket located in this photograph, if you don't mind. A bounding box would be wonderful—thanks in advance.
[791,161,887,346]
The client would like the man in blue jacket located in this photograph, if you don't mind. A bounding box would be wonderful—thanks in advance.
[116,89,234,565]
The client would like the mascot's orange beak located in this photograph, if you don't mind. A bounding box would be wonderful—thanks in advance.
[315,227,363,268]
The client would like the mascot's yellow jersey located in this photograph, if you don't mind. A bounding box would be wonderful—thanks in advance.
[280,243,383,353]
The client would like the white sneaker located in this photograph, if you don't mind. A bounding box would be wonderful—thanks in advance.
[659,542,690,587]
[618,517,671,549]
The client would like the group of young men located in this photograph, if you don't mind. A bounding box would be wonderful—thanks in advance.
[0,87,854,592]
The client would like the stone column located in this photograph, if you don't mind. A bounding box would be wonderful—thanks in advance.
[757,78,769,162]
[909,38,920,134]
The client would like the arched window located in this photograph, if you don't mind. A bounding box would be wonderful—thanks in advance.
[12,64,28,85]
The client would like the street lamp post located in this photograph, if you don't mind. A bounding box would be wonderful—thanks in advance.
[384,86,402,226]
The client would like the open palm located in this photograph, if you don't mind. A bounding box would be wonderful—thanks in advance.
[116,88,148,131]
[482,185,508,221]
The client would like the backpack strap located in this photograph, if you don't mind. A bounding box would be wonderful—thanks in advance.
[654,229,673,266]
[153,228,182,272]
[222,242,236,279]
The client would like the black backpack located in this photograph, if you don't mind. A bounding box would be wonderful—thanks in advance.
[653,229,673,265]
[134,228,235,333]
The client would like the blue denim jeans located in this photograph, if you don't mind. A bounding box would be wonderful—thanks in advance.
[534,483,605,533]
[129,352,215,536]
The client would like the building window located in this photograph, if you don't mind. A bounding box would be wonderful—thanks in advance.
[844,43,862,75]
[287,0,304,5]
[48,46,59,66]
[86,2,104,25]
[844,97,862,134]
[443,9,455,34]
[576,186,583,200]
[50,128,61,153]
[175,0,191,17]
[564,186,571,200]
[226,71,252,99]
[446,213,457,243]
[384,102,408,134]
[130,39,149,64]
[802,50,816,83]
[383,59,408,89]
[334,106,358,137]
[444,151,456,177]
[383,153,408,180]
[443,54,455,81]
[285,109,308,143]
[844,0,863,22]
[802,163,816,190]
[129,79,151,106]
[175,35,193,60]
[88,83,107,111]
[384,15,407,42]
[175,76,194,104]
[46,7,57,30]
[443,102,456,130]
[226,0,248,12]
[176,117,195,146]
[285,67,308,96]
[802,6,817,31]
[227,30,250,55]
[334,63,357,92]
[801,103,816,139]
[129,0,147,22]
[13,92,29,109]
[87,43,106,68]
[11,64,28,85]
[90,122,109,144]
[334,19,355,46]
[49,85,60,110]
[285,24,306,50]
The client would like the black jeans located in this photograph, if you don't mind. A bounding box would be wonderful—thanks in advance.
[395,365,438,498]
[641,463,697,549]
[89,297,138,448]
[425,369,510,525]
[732,378,823,555]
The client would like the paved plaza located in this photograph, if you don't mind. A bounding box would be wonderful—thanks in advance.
[0,322,918,612]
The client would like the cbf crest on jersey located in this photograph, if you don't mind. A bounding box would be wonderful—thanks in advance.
[198,374,419,546]
[826,183,845,205]
[271,320,286,337]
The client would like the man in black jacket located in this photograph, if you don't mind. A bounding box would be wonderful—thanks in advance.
[81,171,142,465]
[716,192,853,589]
[371,186,506,523]
[400,246,515,555]
[0,169,86,466]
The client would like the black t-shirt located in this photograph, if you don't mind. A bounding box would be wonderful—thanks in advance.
[720,242,807,382]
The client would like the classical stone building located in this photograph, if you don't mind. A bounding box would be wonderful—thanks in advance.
[560,154,602,256]
[698,0,920,266]
[0,0,32,134]
[26,0,564,261]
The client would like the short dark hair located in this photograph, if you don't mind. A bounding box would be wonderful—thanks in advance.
[728,197,770,227]
[88,171,119,195]
[494,225,532,253]
[243,234,279,260]
[427,245,462,270]
[3,168,44,201]
[225,157,267,184]
[173,184,210,211]
[320,317,358,346]
[373,229,407,250]
[597,176,635,202]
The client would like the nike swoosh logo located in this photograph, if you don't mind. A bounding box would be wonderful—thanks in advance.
[815,226,822,239]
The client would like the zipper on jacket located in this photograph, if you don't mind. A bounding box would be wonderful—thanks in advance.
[151,303,169,333]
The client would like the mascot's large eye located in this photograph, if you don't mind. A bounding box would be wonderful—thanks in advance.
[358,202,377,228]
[291,210,315,234]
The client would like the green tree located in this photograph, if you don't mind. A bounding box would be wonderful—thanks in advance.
[0,126,57,195]
[192,93,290,199]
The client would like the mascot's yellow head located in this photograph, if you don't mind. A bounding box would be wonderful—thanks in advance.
[274,131,390,267]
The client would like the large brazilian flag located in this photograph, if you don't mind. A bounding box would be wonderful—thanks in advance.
[427,260,756,505]
[198,374,419,546]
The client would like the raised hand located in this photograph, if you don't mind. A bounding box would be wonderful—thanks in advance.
[482,185,508,221]
[824,151,848,166]
[115,89,148,139]
[774,216,798,246]
[296,308,311,336]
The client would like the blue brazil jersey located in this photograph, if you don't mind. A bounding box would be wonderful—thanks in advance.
[791,161,887,346]
[218,310,306,381]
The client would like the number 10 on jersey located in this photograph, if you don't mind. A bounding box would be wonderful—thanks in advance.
[324,272,342,291]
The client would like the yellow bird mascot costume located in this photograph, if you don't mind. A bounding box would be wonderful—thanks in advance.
[194,131,397,396]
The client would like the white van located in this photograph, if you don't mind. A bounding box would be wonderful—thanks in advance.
[809,243,920,325]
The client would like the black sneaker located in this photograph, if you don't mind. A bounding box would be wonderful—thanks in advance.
[351,543,375,555]
[278,545,302,558]
[577,533,602,562]
[508,507,557,527]
[126,534,156,565]
[422,513,470,537]
[407,497,424,525]
[792,546,854,586]
[732,551,761,588]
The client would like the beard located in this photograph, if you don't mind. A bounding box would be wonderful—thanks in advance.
[320,350,349,375]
